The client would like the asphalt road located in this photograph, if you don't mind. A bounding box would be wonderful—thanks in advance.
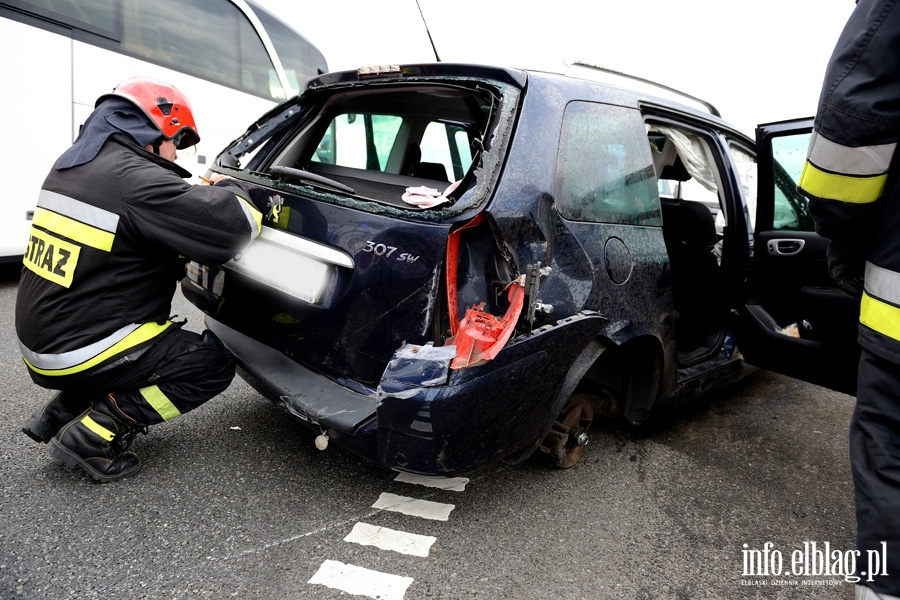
[0,262,859,599]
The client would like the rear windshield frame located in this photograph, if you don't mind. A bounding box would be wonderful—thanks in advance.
[217,77,522,222]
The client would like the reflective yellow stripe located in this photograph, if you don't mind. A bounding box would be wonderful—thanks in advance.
[81,414,115,441]
[805,131,895,176]
[139,385,181,421]
[799,161,887,204]
[861,292,900,342]
[864,262,900,306]
[238,196,263,237]
[23,321,173,376]
[32,207,115,251]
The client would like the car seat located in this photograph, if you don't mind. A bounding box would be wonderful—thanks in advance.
[403,143,450,182]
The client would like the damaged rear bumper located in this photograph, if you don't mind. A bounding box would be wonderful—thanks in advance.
[206,312,606,475]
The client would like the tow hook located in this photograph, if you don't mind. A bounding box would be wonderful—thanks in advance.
[315,432,329,450]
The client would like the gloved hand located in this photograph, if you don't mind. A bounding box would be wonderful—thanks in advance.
[247,193,274,218]
[212,177,273,218]
[826,239,865,298]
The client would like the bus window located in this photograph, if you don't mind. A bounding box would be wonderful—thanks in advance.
[1,0,326,100]
[122,0,282,100]
[5,0,118,37]
[253,3,327,96]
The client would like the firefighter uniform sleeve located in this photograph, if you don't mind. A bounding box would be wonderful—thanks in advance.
[118,158,263,266]
[799,0,900,243]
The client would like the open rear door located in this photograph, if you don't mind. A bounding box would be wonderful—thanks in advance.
[736,118,859,396]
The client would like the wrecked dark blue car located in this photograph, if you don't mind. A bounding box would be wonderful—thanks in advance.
[182,63,860,475]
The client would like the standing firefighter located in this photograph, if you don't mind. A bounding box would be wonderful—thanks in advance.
[16,76,268,482]
[799,0,900,596]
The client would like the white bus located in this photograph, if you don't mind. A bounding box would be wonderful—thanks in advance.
[0,0,327,262]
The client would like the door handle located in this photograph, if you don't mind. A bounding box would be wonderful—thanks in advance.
[767,238,806,256]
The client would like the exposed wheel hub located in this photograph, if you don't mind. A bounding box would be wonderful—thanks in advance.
[538,394,594,468]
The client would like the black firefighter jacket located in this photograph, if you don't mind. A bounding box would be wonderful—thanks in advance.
[798,0,900,363]
[15,133,261,380]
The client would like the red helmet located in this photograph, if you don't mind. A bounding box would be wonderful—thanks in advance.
[96,76,200,149]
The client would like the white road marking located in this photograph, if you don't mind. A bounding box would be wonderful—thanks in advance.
[393,472,470,492]
[344,522,436,557]
[372,492,455,521]
[308,560,413,600]
[305,476,472,598]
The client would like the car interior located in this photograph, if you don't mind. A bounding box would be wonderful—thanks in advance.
[649,129,728,359]
[266,85,496,210]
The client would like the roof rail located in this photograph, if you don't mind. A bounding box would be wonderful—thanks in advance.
[565,62,721,118]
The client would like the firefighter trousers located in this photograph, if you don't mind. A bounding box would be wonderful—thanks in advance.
[29,326,236,428]
[853,348,900,595]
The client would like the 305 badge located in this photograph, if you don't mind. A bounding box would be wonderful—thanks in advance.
[23,227,81,288]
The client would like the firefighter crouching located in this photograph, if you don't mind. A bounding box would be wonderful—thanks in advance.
[798,0,900,597]
[16,76,268,482]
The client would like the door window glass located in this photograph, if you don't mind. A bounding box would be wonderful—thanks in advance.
[556,102,659,226]
[770,133,815,231]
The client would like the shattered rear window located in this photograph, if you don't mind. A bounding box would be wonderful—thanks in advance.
[221,79,519,221]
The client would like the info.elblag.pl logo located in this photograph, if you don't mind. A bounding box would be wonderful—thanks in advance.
[741,541,889,585]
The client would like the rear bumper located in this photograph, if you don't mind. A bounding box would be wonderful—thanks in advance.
[206,312,607,475]
[206,316,378,434]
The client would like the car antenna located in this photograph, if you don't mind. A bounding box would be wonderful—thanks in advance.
[415,0,441,62]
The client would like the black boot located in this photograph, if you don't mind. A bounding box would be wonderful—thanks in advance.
[23,391,93,443]
[48,396,144,483]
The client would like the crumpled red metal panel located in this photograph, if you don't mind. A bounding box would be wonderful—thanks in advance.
[446,282,524,369]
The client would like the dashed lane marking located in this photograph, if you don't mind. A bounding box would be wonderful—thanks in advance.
[307,477,467,598]
[372,492,456,521]
[308,559,413,600]
[393,472,469,492]
[344,522,436,557]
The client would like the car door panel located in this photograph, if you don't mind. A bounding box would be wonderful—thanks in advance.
[737,119,860,396]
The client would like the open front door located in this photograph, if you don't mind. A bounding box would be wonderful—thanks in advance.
[736,118,859,396]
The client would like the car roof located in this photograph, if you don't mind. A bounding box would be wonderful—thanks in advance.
[306,63,528,91]
[303,62,752,145]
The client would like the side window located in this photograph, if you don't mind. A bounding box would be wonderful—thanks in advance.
[311,114,403,171]
[556,102,659,226]
[770,133,815,231]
